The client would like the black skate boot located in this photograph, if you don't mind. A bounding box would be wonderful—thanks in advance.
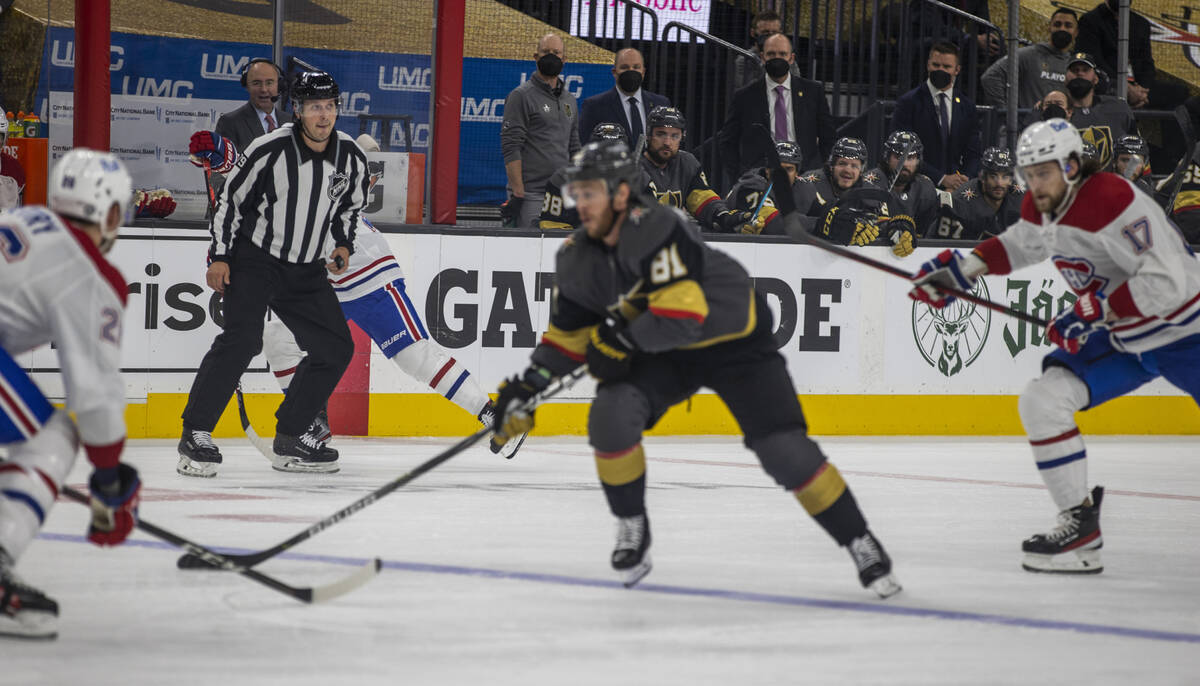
[1022,486,1104,574]
[177,426,223,478]
[478,400,526,460]
[847,530,902,599]
[0,550,58,640]
[612,513,652,588]
[271,428,340,474]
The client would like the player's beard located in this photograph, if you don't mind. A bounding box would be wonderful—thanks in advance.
[647,144,674,166]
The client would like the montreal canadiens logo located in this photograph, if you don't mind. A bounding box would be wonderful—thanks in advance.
[1052,256,1109,295]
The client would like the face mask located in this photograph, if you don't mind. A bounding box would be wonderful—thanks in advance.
[617,69,643,93]
[1067,77,1094,99]
[754,33,769,51]
[764,58,791,79]
[1042,104,1067,120]
[928,69,953,90]
[537,53,563,78]
[1050,30,1072,50]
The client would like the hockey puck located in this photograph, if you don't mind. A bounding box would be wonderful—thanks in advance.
[176,553,220,570]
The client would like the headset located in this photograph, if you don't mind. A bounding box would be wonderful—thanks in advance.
[240,57,283,88]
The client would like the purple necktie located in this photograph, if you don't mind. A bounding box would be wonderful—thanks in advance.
[774,85,789,141]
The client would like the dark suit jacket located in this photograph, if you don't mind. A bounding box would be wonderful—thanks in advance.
[718,75,836,180]
[215,101,289,153]
[578,87,671,144]
[890,83,982,184]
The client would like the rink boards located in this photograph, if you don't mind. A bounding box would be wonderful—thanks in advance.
[18,226,1198,436]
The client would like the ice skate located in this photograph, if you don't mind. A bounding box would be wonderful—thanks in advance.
[847,530,902,599]
[479,400,527,459]
[312,408,332,444]
[0,553,58,641]
[1022,486,1104,574]
[612,514,652,588]
[271,428,340,474]
[177,427,222,478]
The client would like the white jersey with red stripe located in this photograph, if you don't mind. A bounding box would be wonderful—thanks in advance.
[975,172,1200,353]
[328,218,403,303]
[0,205,128,464]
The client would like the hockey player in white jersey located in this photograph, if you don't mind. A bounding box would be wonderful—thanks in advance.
[257,135,524,459]
[0,150,141,639]
[909,119,1200,574]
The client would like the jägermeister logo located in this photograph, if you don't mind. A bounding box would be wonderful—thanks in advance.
[912,279,992,376]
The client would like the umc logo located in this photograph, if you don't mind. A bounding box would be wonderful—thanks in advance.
[51,41,124,70]
[912,279,992,377]
[200,54,252,81]
[378,66,431,92]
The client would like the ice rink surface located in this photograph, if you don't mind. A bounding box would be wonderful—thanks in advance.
[7,435,1199,685]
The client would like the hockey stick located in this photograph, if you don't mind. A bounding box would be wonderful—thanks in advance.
[753,124,1049,327]
[178,363,593,570]
[60,486,380,603]
[1164,104,1200,212]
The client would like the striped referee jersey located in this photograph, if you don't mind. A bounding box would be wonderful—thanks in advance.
[210,123,369,264]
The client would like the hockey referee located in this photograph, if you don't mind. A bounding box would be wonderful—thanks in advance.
[178,70,369,478]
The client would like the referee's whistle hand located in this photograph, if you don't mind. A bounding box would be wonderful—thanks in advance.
[206,262,231,294]
[327,247,350,275]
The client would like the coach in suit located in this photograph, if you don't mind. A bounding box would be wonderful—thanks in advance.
[718,33,835,181]
[578,48,671,145]
[215,58,290,153]
[890,42,982,192]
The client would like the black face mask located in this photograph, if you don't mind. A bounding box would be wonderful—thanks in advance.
[1042,104,1068,120]
[1067,77,1094,99]
[1050,30,1073,50]
[764,58,791,79]
[928,69,953,90]
[617,69,643,93]
[537,53,563,78]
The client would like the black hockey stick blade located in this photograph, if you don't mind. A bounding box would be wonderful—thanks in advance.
[60,486,380,603]
[178,365,593,571]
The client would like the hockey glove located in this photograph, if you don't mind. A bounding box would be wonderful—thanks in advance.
[715,209,756,233]
[188,131,238,174]
[135,189,177,218]
[887,214,917,257]
[909,249,975,308]
[87,464,141,547]
[819,204,880,246]
[500,196,523,228]
[586,317,636,383]
[493,366,552,442]
[1048,292,1107,354]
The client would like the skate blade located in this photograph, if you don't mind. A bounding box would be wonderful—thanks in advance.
[270,458,340,474]
[176,455,218,478]
[867,573,903,599]
[1022,549,1103,575]
[491,430,528,459]
[618,555,652,588]
[0,611,58,640]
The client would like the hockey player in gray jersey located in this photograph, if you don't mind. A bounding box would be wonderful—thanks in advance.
[1063,53,1138,170]
[722,140,801,235]
[930,147,1023,240]
[639,106,772,233]
[863,131,935,255]
[540,122,643,229]
[1112,135,1154,196]
[488,139,901,597]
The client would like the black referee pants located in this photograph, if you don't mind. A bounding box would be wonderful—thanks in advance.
[182,238,353,437]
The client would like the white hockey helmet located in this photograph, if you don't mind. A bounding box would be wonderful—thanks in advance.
[48,149,133,252]
[1015,118,1083,188]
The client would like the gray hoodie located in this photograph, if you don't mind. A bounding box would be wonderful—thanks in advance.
[980,43,1072,108]
[500,76,581,195]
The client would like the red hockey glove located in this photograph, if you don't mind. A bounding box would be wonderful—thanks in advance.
[909,249,976,308]
[1047,291,1106,354]
[189,131,238,173]
[87,464,141,546]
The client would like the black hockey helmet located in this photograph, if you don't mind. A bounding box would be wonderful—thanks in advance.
[563,140,640,192]
[980,147,1014,174]
[775,140,803,166]
[591,122,628,143]
[646,106,687,135]
[291,70,340,106]
[883,130,923,160]
[828,136,868,165]
[1114,135,1149,159]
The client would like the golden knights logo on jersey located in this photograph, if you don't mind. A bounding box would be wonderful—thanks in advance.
[1079,125,1114,168]
[648,180,684,208]
[911,279,992,377]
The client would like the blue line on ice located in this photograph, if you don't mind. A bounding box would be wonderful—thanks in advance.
[40,531,1200,644]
